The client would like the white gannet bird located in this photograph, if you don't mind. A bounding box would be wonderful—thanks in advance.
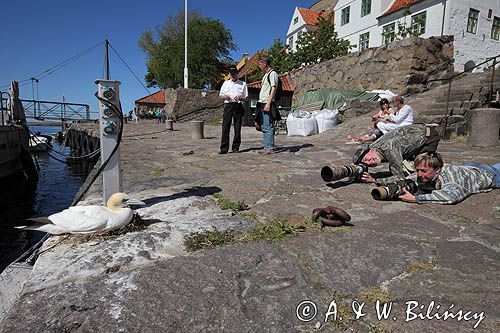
[16,193,144,235]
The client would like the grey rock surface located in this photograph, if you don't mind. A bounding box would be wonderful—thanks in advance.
[1,117,498,332]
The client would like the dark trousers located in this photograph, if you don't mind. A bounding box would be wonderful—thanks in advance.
[220,103,243,152]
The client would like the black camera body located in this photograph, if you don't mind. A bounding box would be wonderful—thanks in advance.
[321,163,368,182]
[371,179,418,200]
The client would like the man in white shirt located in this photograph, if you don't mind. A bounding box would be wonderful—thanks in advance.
[219,66,248,154]
[376,95,414,134]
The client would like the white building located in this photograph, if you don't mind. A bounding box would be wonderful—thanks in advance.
[331,0,500,72]
[286,7,332,53]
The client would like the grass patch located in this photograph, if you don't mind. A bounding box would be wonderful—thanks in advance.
[239,211,258,220]
[213,193,249,213]
[247,219,305,242]
[361,288,391,305]
[331,302,353,329]
[405,258,438,273]
[303,216,321,229]
[369,324,386,333]
[184,227,237,252]
[183,219,305,252]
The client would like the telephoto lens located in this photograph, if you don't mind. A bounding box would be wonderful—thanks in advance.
[371,179,418,200]
[321,164,368,182]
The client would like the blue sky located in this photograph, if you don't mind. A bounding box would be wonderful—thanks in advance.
[0,0,315,118]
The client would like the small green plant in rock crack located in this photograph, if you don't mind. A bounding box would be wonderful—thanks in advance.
[239,211,258,220]
[183,219,306,251]
[212,193,249,212]
[246,219,305,242]
[184,227,237,252]
[303,216,321,229]
[404,258,438,273]
[361,288,391,305]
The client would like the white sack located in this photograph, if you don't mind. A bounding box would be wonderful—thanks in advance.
[314,109,338,133]
[287,111,318,137]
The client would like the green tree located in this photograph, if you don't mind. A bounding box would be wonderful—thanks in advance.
[288,13,352,69]
[138,11,236,89]
[394,5,423,39]
[266,39,289,74]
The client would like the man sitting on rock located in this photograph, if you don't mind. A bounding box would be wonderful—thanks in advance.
[353,124,440,185]
[399,152,500,204]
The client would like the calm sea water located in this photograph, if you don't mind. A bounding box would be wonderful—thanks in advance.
[0,124,93,271]
[30,125,91,217]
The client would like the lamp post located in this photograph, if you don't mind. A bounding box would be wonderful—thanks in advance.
[31,77,38,118]
[183,0,189,88]
[243,52,249,82]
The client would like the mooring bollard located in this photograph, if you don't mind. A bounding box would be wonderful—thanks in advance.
[166,119,174,131]
[467,108,500,147]
[190,120,204,139]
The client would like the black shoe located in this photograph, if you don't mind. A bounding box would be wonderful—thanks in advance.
[230,149,239,153]
[218,150,227,154]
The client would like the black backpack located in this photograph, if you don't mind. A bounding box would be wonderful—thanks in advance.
[267,70,283,101]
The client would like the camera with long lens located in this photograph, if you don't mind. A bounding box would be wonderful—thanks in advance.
[321,163,368,182]
[371,179,418,200]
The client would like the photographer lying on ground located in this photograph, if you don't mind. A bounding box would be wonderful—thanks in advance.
[398,152,500,204]
[353,124,440,185]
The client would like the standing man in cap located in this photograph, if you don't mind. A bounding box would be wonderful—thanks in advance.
[219,65,248,154]
[256,55,279,154]
[353,124,440,185]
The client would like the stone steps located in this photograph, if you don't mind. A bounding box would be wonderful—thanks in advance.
[406,71,499,134]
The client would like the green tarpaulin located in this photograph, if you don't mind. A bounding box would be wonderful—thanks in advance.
[296,88,379,110]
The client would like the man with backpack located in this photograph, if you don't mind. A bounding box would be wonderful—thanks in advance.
[256,55,281,154]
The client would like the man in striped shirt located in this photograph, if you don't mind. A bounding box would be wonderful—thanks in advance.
[399,152,500,204]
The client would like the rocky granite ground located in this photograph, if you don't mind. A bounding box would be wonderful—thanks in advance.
[1,115,498,332]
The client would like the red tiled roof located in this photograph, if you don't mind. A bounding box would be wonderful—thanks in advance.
[135,90,165,104]
[236,50,267,79]
[247,74,294,92]
[297,7,333,26]
[380,0,422,17]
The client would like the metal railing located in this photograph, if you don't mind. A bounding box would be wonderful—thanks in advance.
[426,54,500,138]
[0,96,91,122]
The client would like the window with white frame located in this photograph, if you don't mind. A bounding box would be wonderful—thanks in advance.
[382,23,395,45]
[298,30,303,39]
[359,32,369,51]
[361,0,371,17]
[492,16,500,40]
[288,36,294,50]
[411,12,426,36]
[467,8,479,34]
[293,17,298,25]
[341,6,350,25]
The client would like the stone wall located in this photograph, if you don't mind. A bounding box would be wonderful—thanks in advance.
[289,36,455,105]
[163,88,224,122]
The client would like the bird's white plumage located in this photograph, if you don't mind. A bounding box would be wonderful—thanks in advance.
[17,193,136,235]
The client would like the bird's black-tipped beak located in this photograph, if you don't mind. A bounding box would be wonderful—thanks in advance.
[124,198,146,208]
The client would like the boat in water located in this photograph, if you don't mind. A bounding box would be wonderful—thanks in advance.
[29,133,52,152]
